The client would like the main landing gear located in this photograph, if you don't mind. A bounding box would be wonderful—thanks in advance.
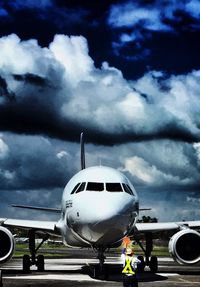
[22,230,48,273]
[135,232,158,273]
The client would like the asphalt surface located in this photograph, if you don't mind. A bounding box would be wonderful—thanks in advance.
[1,252,200,287]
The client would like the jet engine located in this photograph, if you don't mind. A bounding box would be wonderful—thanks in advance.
[0,226,15,264]
[169,229,200,265]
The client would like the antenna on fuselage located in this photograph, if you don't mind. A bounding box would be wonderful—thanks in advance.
[80,132,86,170]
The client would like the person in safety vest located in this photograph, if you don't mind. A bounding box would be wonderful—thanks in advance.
[121,247,141,287]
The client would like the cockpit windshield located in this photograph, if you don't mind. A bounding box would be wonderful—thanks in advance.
[76,182,86,193]
[122,183,134,195]
[86,182,104,191]
[71,183,81,194]
[70,181,134,195]
[106,183,123,192]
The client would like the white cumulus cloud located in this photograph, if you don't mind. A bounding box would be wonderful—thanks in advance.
[0,138,9,159]
[123,155,192,186]
[0,34,199,144]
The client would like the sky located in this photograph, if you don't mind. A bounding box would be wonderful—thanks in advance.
[0,0,200,222]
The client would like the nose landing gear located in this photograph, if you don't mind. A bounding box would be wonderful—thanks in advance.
[0,270,3,287]
[92,246,108,279]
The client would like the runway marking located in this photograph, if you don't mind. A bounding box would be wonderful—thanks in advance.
[157,258,174,262]
[151,282,200,285]
[5,274,104,282]
[178,277,200,284]
[156,273,178,276]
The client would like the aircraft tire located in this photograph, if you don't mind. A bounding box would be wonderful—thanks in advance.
[37,255,45,272]
[93,265,99,278]
[137,255,145,272]
[93,265,108,280]
[22,254,31,273]
[149,256,158,273]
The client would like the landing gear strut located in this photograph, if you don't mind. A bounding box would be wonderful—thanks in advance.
[0,270,3,287]
[97,247,106,272]
[135,232,158,273]
[22,230,48,273]
[93,246,107,279]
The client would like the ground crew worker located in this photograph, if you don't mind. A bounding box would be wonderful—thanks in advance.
[121,247,141,287]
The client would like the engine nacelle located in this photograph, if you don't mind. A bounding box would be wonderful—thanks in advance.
[168,229,200,265]
[0,226,15,264]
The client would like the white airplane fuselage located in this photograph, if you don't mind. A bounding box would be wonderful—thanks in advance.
[57,166,139,248]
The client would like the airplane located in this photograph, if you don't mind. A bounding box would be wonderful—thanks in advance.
[0,133,200,276]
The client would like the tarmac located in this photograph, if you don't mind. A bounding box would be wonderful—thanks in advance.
[1,253,200,287]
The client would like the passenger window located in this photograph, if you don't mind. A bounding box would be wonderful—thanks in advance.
[71,183,81,194]
[106,183,123,192]
[75,182,86,193]
[122,183,133,195]
[86,182,104,191]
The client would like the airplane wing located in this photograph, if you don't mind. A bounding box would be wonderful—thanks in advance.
[0,218,59,235]
[135,220,200,232]
[11,204,61,213]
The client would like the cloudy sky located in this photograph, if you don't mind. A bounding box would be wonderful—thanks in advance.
[0,0,200,221]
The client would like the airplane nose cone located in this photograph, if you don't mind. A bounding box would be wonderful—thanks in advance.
[69,193,137,244]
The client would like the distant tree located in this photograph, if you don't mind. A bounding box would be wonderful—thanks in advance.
[9,227,28,238]
[137,215,158,223]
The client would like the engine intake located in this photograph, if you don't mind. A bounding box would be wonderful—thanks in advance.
[169,229,200,265]
[0,226,15,264]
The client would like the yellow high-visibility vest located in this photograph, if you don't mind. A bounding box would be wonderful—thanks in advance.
[122,256,135,275]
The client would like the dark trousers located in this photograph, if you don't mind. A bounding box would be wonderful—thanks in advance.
[122,275,138,287]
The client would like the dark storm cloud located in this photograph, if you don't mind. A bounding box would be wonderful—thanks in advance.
[2,0,99,33]
[108,0,200,44]
[13,73,47,87]
[115,140,200,221]
[0,132,78,218]
[0,188,62,220]
[121,141,200,189]
[0,34,199,145]
[0,75,15,100]
[0,0,92,49]
[0,0,199,79]
[137,187,200,221]
[0,133,79,190]
[1,133,199,193]
[0,75,10,96]
[108,0,200,71]
[8,0,53,10]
